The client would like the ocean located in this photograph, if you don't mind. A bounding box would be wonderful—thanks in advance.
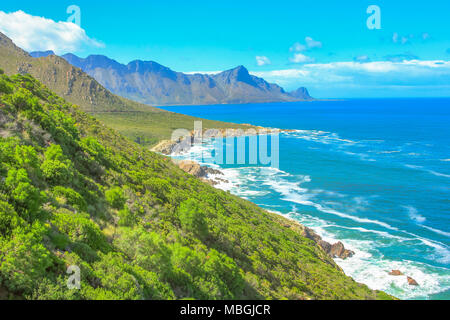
[160,98,450,300]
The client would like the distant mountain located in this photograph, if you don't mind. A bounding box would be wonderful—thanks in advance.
[0,32,158,112]
[30,50,55,58]
[290,87,311,99]
[60,53,313,106]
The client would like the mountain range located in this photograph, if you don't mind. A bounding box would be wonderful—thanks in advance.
[0,32,254,145]
[30,50,312,106]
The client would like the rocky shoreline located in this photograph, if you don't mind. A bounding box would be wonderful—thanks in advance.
[301,227,355,259]
[151,126,294,155]
[174,159,230,186]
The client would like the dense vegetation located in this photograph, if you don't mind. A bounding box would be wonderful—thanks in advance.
[0,71,392,300]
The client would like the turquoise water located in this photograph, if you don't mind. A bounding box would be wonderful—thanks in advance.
[161,99,450,300]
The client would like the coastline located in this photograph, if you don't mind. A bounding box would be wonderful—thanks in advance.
[154,131,358,263]
[151,126,295,155]
[152,126,439,299]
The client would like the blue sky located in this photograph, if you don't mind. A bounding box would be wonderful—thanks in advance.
[0,0,449,98]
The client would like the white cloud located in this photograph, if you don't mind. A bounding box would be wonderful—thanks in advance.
[0,10,104,53]
[290,42,307,52]
[256,56,271,66]
[392,32,418,45]
[354,55,370,62]
[290,37,322,52]
[289,37,321,64]
[290,53,314,64]
[251,59,450,94]
[305,36,322,49]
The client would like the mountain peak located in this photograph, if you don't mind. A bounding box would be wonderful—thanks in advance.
[215,65,257,86]
[225,65,249,75]
[233,65,248,72]
[289,87,312,100]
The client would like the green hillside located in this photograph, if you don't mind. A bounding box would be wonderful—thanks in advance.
[0,72,392,300]
[0,32,251,146]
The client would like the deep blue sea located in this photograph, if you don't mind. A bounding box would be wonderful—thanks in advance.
[161,99,450,300]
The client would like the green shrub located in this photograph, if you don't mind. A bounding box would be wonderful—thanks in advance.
[4,168,43,219]
[0,77,13,94]
[118,207,136,227]
[51,209,109,252]
[0,231,53,294]
[10,88,38,111]
[0,200,23,237]
[14,145,39,170]
[52,186,87,211]
[178,199,208,238]
[44,144,66,162]
[41,159,72,185]
[146,177,171,202]
[93,253,174,300]
[105,186,126,210]
[40,144,73,184]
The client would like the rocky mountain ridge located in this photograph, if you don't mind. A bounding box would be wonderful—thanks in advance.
[31,50,313,106]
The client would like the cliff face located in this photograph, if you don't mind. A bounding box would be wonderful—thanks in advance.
[59,53,313,106]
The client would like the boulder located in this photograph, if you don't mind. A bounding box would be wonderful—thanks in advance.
[328,241,355,259]
[177,160,207,178]
[407,277,419,286]
[388,270,404,276]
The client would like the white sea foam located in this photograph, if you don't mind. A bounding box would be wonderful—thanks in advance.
[428,170,450,178]
[405,164,450,178]
[287,209,450,299]
[421,225,450,238]
[286,130,357,145]
[286,210,450,299]
[403,205,427,224]
[275,183,398,231]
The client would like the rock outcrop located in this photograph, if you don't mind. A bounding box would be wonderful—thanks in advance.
[177,160,222,178]
[174,160,228,186]
[407,277,419,286]
[302,227,355,260]
[389,270,404,276]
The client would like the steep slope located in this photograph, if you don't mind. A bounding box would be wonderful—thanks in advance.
[0,32,252,145]
[61,53,312,106]
[0,72,391,300]
[0,32,131,112]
